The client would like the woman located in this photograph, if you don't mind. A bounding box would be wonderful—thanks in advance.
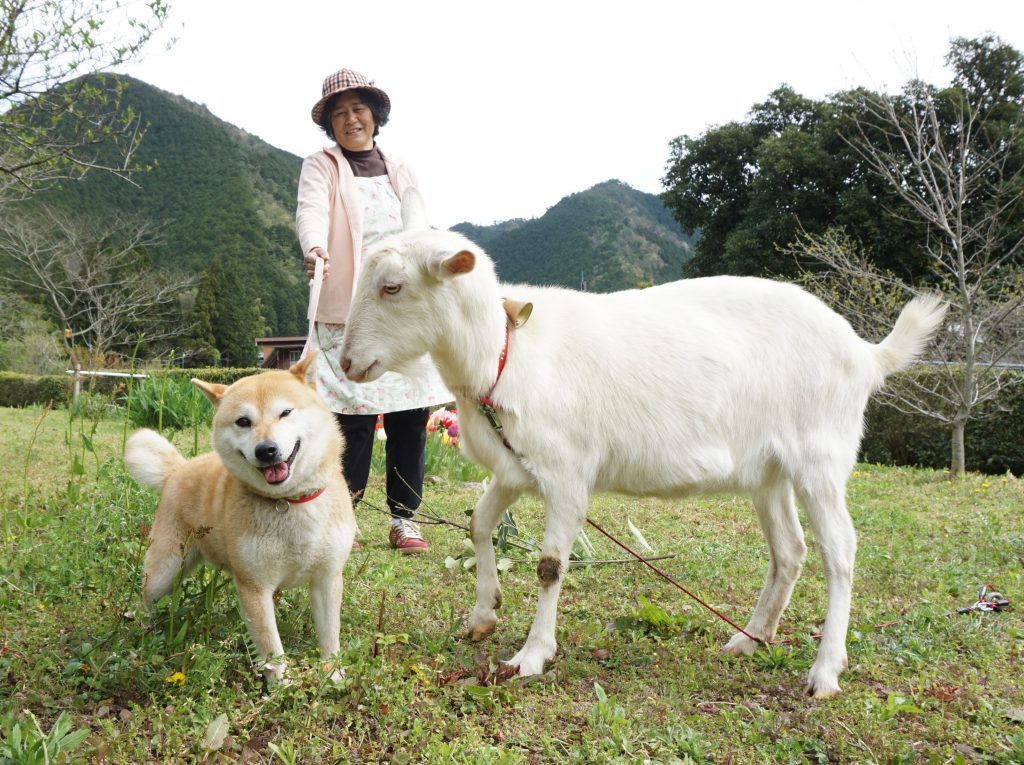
[295,68,451,553]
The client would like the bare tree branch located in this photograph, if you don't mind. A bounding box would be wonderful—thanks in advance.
[0,206,194,360]
[0,0,170,198]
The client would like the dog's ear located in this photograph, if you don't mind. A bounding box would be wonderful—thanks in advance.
[192,378,227,406]
[289,351,318,388]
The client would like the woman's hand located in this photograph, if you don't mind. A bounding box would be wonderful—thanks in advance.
[304,247,330,279]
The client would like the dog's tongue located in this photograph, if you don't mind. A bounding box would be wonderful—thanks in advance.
[263,462,290,484]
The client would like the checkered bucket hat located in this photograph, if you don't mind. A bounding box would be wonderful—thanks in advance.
[310,68,391,125]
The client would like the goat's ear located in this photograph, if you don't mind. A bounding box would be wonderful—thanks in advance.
[192,378,226,407]
[429,249,476,279]
[401,188,429,231]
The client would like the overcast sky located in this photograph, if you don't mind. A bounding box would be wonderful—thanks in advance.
[117,0,1024,229]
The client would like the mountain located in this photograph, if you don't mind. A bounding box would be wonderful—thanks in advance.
[452,180,695,291]
[14,75,308,366]
[10,76,694,365]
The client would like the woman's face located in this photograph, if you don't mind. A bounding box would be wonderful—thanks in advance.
[330,91,376,152]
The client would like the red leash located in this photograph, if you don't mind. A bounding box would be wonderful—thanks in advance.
[585,517,766,645]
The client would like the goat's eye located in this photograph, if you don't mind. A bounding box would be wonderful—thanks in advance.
[381,284,401,296]
[235,416,251,428]
[280,408,293,418]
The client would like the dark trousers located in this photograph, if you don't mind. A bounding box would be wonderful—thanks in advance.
[335,408,429,519]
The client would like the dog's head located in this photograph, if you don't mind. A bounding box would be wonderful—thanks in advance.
[192,353,340,497]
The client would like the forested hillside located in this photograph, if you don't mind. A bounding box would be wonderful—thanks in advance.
[453,180,695,291]
[12,75,308,366]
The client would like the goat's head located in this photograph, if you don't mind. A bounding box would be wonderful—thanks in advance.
[340,229,481,382]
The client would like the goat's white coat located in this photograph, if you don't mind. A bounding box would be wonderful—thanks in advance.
[340,225,946,698]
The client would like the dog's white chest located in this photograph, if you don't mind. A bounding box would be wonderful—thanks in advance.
[236,506,346,588]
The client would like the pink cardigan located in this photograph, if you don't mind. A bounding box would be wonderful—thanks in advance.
[295,144,419,323]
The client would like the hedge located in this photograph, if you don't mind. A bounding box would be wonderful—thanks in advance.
[0,368,260,409]
[0,372,71,408]
[1,367,1021,476]
[862,368,1024,476]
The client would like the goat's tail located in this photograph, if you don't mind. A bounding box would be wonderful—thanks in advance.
[124,428,185,490]
[874,293,948,378]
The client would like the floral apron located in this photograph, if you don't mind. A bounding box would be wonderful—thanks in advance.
[309,175,452,415]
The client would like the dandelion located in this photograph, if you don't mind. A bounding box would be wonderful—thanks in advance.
[164,671,186,687]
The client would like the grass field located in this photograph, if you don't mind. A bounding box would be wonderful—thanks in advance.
[1,404,1022,764]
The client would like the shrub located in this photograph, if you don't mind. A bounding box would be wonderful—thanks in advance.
[862,368,1024,475]
[0,372,69,407]
[123,375,214,431]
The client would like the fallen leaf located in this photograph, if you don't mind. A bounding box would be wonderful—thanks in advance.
[1005,707,1024,724]
[199,713,229,751]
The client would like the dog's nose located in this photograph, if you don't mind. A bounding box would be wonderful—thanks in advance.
[341,357,351,374]
[254,441,281,464]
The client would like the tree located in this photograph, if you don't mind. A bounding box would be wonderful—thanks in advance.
[0,207,194,361]
[0,0,169,199]
[786,37,1024,477]
[660,86,927,279]
[183,263,265,368]
[0,287,64,373]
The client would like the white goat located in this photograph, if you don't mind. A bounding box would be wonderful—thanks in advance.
[340,217,946,698]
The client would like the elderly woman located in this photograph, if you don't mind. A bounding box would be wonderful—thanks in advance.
[296,68,450,553]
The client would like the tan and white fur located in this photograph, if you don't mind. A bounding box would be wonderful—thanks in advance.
[125,354,355,684]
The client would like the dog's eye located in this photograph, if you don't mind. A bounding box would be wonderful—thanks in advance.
[280,408,293,418]
[381,284,401,296]
[235,417,251,428]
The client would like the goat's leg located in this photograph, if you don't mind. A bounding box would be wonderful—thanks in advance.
[796,476,856,699]
[507,487,588,676]
[723,481,806,656]
[468,481,522,641]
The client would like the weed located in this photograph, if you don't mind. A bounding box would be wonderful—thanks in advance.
[122,375,212,433]
[751,643,797,672]
[613,595,700,640]
[876,691,924,720]
[0,710,89,765]
[590,682,634,756]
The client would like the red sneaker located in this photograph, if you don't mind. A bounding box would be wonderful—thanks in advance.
[388,520,429,554]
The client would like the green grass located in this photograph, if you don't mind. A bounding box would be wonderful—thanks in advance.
[1,405,1023,763]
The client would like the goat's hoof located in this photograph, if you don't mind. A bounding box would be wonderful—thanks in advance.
[261,662,291,687]
[468,622,496,642]
[805,665,842,699]
[507,647,549,677]
[805,679,842,699]
[721,633,760,657]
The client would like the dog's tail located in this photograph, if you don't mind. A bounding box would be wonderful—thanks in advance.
[873,293,947,379]
[125,428,185,489]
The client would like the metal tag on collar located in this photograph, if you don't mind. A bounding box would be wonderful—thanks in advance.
[478,400,505,436]
[275,498,290,513]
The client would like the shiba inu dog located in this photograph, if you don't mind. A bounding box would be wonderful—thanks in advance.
[125,354,355,684]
